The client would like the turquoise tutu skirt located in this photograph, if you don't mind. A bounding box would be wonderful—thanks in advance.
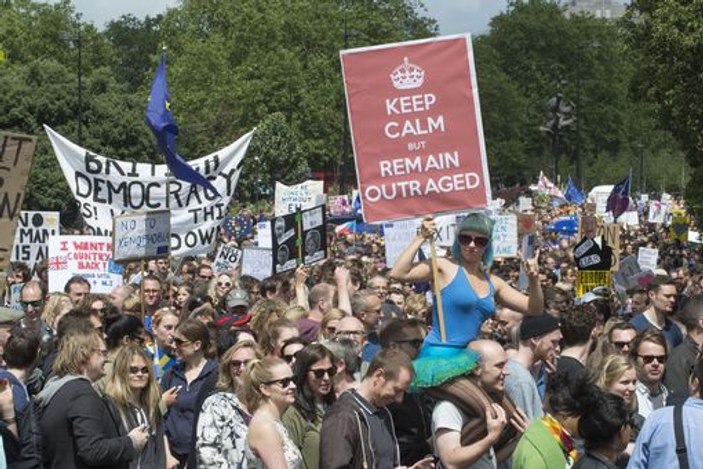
[410,342,479,391]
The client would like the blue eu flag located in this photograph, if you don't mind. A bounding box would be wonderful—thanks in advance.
[146,52,220,196]
[564,176,585,205]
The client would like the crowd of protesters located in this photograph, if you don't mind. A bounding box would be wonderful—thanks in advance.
[1,197,703,468]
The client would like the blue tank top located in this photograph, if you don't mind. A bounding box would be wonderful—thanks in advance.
[425,267,495,347]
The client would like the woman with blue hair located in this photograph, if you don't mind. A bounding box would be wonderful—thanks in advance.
[390,213,543,389]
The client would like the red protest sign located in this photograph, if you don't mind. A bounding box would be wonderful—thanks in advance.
[341,35,491,223]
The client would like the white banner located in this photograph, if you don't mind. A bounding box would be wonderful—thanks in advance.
[45,125,253,258]
[48,235,123,293]
[11,211,60,270]
[274,180,325,216]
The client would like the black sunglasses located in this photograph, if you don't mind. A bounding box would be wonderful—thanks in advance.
[264,376,294,388]
[129,366,150,375]
[458,234,489,248]
[395,338,424,349]
[638,354,667,364]
[309,366,337,379]
[20,299,43,309]
[612,341,631,350]
[230,359,253,369]
[282,352,300,364]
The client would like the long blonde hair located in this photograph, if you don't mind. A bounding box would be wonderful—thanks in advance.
[54,329,102,377]
[104,345,162,427]
[241,357,286,412]
[596,354,637,411]
[216,340,263,392]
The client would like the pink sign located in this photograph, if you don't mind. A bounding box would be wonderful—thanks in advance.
[341,35,491,223]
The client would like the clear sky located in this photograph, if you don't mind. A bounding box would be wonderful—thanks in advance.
[64,0,511,35]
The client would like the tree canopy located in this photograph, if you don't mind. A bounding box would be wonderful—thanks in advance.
[0,0,690,225]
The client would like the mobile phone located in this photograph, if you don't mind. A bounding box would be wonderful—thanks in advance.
[173,385,183,393]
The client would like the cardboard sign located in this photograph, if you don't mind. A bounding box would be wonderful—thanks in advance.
[213,243,242,273]
[341,34,491,223]
[46,126,253,258]
[0,132,37,273]
[240,247,273,281]
[112,210,170,262]
[596,223,620,271]
[11,211,60,270]
[638,247,659,272]
[48,235,123,293]
[271,205,327,274]
[274,180,325,216]
[492,215,518,258]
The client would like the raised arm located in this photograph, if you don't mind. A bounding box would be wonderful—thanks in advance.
[390,215,436,283]
[493,250,543,316]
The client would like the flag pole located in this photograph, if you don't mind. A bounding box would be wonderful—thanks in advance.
[429,238,447,342]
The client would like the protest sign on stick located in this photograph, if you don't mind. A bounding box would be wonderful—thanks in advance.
[213,243,242,273]
[341,34,491,223]
[112,210,171,262]
[491,215,518,258]
[48,235,123,293]
[0,132,36,273]
[270,205,327,274]
[11,211,60,271]
[274,180,325,216]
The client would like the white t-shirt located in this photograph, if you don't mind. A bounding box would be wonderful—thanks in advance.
[431,400,497,469]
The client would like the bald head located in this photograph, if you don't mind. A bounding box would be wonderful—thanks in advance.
[469,340,509,393]
[469,340,505,361]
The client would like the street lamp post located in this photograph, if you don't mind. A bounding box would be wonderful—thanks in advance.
[541,90,575,183]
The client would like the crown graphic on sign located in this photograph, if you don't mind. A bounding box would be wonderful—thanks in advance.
[390,57,425,90]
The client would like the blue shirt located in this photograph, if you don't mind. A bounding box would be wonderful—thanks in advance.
[628,397,703,468]
[629,313,683,350]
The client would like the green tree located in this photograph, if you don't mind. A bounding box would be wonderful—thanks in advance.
[236,112,310,202]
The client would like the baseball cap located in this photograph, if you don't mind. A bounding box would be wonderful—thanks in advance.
[226,289,249,309]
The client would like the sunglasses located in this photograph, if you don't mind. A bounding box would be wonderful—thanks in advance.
[309,366,337,379]
[325,326,337,335]
[612,341,632,350]
[230,359,253,369]
[282,352,300,364]
[638,354,667,364]
[129,366,150,375]
[458,234,490,248]
[217,281,232,288]
[395,338,424,349]
[264,376,294,388]
[337,330,366,338]
[173,337,191,347]
[20,299,43,309]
